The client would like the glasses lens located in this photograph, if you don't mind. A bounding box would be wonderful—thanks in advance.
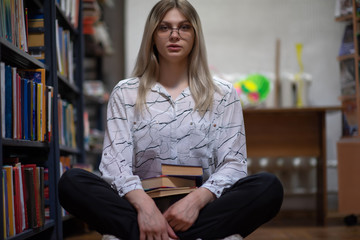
[157,24,193,39]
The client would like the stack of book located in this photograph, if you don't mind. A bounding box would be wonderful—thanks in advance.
[2,157,46,238]
[142,164,203,199]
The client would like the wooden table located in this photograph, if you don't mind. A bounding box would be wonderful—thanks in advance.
[243,106,341,226]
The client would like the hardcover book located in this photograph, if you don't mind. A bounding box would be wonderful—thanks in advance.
[141,175,196,191]
[161,164,203,177]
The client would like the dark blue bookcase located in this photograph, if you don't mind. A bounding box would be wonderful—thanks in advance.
[0,0,84,239]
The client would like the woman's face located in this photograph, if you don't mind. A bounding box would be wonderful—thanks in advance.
[154,8,195,64]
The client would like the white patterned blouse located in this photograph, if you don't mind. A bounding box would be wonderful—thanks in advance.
[99,77,247,198]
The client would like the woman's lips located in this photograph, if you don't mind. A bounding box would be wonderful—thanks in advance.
[167,44,182,51]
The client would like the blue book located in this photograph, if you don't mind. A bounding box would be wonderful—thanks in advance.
[27,79,32,140]
[21,77,24,139]
[4,65,12,138]
[31,81,37,141]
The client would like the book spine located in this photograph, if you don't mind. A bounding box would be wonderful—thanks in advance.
[0,62,5,138]
[5,65,12,138]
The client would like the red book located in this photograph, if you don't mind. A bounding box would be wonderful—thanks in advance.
[20,165,28,230]
[23,164,40,227]
[13,167,22,234]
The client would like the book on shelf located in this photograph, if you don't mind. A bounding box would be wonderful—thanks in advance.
[0,62,5,138]
[44,168,50,220]
[0,0,5,39]
[55,20,63,74]
[338,24,355,57]
[13,165,25,234]
[2,169,9,238]
[1,0,28,51]
[23,164,41,228]
[1,159,46,231]
[46,86,54,142]
[12,67,18,139]
[4,0,12,43]
[57,96,77,148]
[24,166,37,228]
[57,0,80,28]
[18,68,48,142]
[341,98,358,137]
[4,64,12,138]
[27,28,44,47]
[55,20,75,82]
[28,46,45,63]
[28,11,44,61]
[3,165,16,237]
[2,66,52,142]
[20,163,28,230]
[339,58,357,97]
[335,0,354,18]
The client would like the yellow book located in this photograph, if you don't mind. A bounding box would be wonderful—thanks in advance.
[3,166,15,237]
[2,170,6,238]
[20,69,46,141]
[27,33,44,47]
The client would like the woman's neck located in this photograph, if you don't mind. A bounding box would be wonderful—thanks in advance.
[158,60,189,99]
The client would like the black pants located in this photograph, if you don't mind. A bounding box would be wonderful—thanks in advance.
[58,169,283,240]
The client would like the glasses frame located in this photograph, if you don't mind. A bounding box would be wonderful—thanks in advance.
[156,24,194,39]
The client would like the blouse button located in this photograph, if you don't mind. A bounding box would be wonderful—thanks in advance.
[190,122,193,125]
[213,124,217,127]
[133,122,136,124]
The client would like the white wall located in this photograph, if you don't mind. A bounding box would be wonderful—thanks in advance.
[124,0,344,165]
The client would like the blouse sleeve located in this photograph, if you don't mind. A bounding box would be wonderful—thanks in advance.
[201,85,247,198]
[99,86,143,197]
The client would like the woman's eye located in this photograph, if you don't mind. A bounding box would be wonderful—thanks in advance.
[159,25,169,31]
[180,25,191,31]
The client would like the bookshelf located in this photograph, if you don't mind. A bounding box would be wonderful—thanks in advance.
[83,0,117,173]
[0,0,84,239]
[335,0,360,217]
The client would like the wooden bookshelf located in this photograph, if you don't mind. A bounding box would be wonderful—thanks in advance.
[0,0,84,239]
[335,0,360,218]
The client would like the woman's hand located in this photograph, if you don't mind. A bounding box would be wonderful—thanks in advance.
[163,187,216,232]
[125,189,178,240]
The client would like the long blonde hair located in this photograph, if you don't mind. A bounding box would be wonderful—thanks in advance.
[132,0,217,115]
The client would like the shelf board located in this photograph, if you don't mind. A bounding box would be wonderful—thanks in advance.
[338,136,360,143]
[337,54,356,61]
[85,148,103,155]
[0,38,47,70]
[2,138,49,148]
[338,94,357,101]
[62,214,75,222]
[335,14,360,22]
[335,14,353,22]
[84,94,107,105]
[60,145,81,155]
[7,219,55,240]
[58,73,81,100]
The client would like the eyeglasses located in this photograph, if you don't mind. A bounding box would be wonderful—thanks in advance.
[156,24,194,39]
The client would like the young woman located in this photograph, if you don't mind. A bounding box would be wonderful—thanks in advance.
[58,1,283,239]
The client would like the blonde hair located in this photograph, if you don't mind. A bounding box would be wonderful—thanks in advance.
[132,0,218,115]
